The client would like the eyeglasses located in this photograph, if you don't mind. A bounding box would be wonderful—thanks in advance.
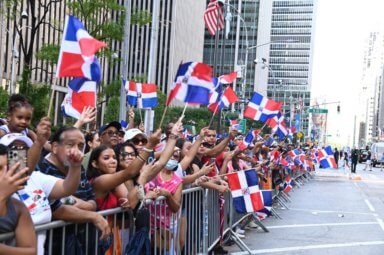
[103,130,124,138]
[132,138,148,145]
[121,152,136,159]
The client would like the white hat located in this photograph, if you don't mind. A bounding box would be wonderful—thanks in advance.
[0,133,33,148]
[124,128,147,142]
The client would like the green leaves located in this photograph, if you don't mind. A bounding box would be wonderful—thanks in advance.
[131,9,152,26]
[36,44,60,66]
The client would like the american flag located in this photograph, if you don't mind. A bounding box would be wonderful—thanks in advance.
[204,0,224,36]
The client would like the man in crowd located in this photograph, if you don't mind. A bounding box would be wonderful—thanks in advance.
[99,121,124,148]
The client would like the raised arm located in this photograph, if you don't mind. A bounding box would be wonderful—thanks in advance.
[137,119,183,185]
[27,117,51,174]
[49,147,83,200]
[204,129,237,157]
[91,129,161,192]
[73,106,96,129]
[179,127,207,170]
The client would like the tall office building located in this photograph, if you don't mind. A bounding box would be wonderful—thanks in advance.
[357,31,384,145]
[255,0,317,137]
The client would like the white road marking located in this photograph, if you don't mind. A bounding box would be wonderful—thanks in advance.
[266,221,378,229]
[376,218,384,232]
[289,208,377,216]
[230,241,384,254]
[364,199,376,212]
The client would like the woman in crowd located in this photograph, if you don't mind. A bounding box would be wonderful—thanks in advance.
[82,131,100,170]
[0,144,36,255]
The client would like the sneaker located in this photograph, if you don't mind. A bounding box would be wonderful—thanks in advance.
[247,221,259,228]
[236,228,245,234]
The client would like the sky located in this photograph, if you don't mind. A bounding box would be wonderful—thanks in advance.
[311,0,384,146]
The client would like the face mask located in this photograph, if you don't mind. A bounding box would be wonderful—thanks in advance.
[165,159,179,171]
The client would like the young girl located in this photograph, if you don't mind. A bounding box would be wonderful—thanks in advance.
[0,94,37,141]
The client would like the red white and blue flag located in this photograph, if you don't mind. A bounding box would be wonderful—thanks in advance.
[166,62,214,106]
[204,0,224,36]
[181,128,193,140]
[229,119,240,130]
[227,169,264,213]
[256,189,273,219]
[123,80,158,108]
[56,15,106,79]
[61,80,96,119]
[318,146,337,168]
[244,92,282,122]
[218,71,237,84]
[266,112,288,140]
[208,86,239,113]
[238,129,260,151]
[283,175,294,193]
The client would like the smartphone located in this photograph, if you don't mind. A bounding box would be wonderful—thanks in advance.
[7,147,27,173]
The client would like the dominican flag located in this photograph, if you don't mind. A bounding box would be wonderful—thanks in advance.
[227,169,264,213]
[56,15,106,79]
[124,80,158,108]
[288,149,301,159]
[256,190,273,219]
[318,146,337,168]
[181,129,193,140]
[266,112,288,140]
[283,175,294,193]
[244,92,282,122]
[264,136,277,147]
[208,86,239,113]
[166,62,214,106]
[61,80,96,119]
[238,129,259,151]
[218,71,237,84]
[229,119,240,130]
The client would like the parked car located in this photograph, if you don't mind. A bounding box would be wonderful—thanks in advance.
[371,142,384,167]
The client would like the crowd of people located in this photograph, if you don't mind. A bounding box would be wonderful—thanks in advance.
[0,94,319,255]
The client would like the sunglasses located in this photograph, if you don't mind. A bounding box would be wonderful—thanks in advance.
[103,130,124,138]
[121,152,136,159]
[132,138,148,145]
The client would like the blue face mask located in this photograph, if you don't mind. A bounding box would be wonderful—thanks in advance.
[165,159,179,171]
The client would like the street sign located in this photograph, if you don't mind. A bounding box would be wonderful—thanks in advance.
[308,108,328,114]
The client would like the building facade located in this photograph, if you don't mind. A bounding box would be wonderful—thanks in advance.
[255,0,317,137]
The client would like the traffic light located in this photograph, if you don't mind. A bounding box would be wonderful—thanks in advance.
[337,105,340,113]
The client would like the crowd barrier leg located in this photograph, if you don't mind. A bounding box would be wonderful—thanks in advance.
[275,195,290,209]
[251,214,269,232]
[279,192,292,203]
[271,207,282,219]
[227,228,253,254]
[202,189,209,255]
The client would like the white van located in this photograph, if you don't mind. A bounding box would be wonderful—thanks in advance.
[371,142,384,167]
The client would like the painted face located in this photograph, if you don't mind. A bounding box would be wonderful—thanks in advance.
[54,130,85,167]
[96,148,117,174]
[8,107,33,133]
[119,145,136,169]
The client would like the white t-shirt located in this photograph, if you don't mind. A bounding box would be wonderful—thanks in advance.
[13,171,60,255]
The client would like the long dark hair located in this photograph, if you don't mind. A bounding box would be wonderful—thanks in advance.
[84,131,98,154]
[113,141,138,171]
[87,145,110,180]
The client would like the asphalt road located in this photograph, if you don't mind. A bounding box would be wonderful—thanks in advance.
[227,163,384,255]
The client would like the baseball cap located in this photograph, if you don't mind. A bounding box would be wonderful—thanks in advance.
[0,133,33,148]
[124,128,147,142]
[98,121,122,136]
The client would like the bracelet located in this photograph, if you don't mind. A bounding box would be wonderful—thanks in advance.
[143,147,154,153]
[168,133,179,140]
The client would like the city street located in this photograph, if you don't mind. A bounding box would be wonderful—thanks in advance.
[228,163,384,255]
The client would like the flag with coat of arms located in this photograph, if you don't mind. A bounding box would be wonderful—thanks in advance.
[123,80,158,108]
[244,92,282,122]
[227,169,264,213]
[318,146,337,168]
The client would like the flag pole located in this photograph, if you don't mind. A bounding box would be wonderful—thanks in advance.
[138,108,143,124]
[208,102,220,128]
[47,75,58,119]
[215,165,264,178]
[158,106,168,129]
[181,102,188,119]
